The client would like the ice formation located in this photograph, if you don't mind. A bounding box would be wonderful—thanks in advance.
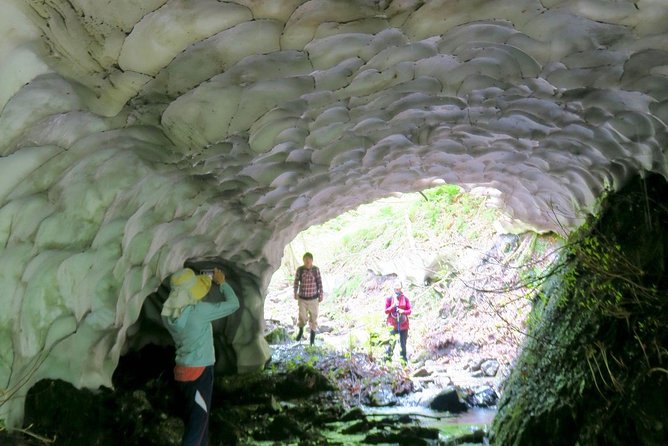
[1,0,667,427]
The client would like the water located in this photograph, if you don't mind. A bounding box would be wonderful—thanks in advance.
[363,405,496,425]
[363,405,495,443]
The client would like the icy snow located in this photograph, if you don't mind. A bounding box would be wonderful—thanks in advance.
[1,0,668,428]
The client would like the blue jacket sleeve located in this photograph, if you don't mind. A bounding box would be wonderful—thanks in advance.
[193,282,240,322]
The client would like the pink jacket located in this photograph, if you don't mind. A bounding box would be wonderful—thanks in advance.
[385,293,412,331]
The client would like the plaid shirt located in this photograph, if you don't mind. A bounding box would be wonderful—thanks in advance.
[294,266,323,299]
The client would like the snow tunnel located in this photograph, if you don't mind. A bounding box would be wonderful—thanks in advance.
[1,0,668,429]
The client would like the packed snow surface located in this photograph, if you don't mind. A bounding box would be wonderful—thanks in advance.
[1,0,667,427]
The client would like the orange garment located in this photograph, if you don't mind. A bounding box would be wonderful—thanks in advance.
[174,365,205,382]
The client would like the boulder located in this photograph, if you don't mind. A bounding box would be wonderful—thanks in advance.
[428,387,468,413]
[480,359,499,377]
[367,384,397,407]
[465,386,499,408]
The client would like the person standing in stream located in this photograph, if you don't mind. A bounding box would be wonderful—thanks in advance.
[293,252,324,345]
[162,267,239,446]
[385,280,412,363]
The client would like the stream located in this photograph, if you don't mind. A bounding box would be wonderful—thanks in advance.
[265,338,497,444]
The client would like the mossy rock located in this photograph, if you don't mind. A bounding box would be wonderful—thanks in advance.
[492,174,668,445]
[264,326,290,344]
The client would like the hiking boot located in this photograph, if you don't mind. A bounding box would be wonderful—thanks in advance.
[296,327,303,341]
[310,330,316,345]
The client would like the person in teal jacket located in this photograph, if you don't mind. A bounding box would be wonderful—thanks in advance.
[161,267,239,446]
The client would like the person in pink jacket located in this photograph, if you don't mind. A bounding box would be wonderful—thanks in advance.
[384,281,412,363]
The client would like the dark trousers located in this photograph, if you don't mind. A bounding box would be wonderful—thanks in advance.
[179,365,214,446]
[386,328,408,361]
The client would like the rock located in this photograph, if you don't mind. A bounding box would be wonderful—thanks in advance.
[466,358,484,371]
[256,413,303,441]
[364,424,439,445]
[269,395,283,413]
[275,365,335,399]
[318,324,334,333]
[443,428,487,446]
[434,375,454,388]
[264,326,289,344]
[153,416,184,446]
[124,389,152,415]
[394,377,415,396]
[342,419,371,434]
[481,359,499,377]
[465,386,499,408]
[470,369,485,378]
[340,406,366,422]
[367,384,397,407]
[409,387,445,407]
[428,387,468,413]
[412,367,432,377]
[488,234,520,261]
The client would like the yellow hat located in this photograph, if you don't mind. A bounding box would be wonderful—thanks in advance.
[170,268,211,300]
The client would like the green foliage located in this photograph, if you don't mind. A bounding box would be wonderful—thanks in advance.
[282,349,321,372]
[360,311,393,359]
[332,274,363,301]
[342,226,385,253]
[275,183,508,289]
[424,184,462,202]
[404,184,499,240]
[378,205,396,218]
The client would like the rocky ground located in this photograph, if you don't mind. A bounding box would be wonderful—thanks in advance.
[0,342,493,446]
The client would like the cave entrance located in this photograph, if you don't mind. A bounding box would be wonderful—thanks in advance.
[265,183,563,410]
[122,257,252,379]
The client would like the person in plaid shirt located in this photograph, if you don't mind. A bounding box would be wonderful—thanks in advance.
[293,252,324,345]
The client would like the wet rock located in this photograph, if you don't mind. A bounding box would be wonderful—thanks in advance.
[443,428,487,445]
[275,365,335,399]
[342,419,371,434]
[340,406,366,422]
[465,386,499,408]
[368,384,397,407]
[255,413,304,441]
[364,425,439,445]
[153,416,184,446]
[216,371,276,404]
[429,387,468,413]
[393,376,415,396]
[480,359,499,377]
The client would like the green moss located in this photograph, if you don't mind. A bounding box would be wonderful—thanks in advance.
[492,174,668,445]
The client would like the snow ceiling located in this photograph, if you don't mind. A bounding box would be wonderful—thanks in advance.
[1,0,668,427]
